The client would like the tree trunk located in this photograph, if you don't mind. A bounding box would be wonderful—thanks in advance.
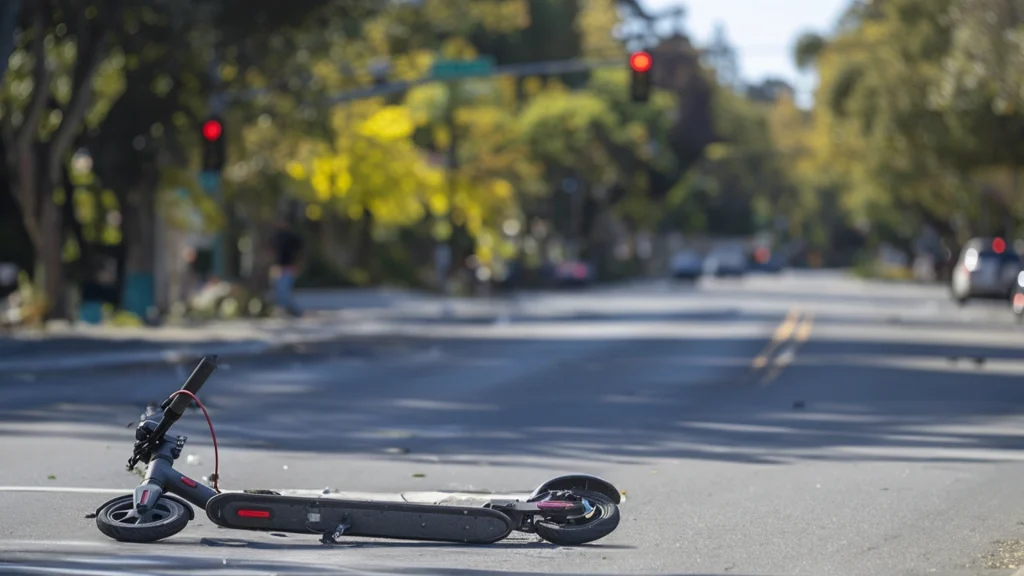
[353,212,378,283]
[37,171,67,320]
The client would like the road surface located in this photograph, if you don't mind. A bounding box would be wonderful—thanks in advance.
[3,272,1024,575]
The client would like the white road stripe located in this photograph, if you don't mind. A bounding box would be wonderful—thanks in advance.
[0,540,111,548]
[0,487,126,495]
[0,486,548,503]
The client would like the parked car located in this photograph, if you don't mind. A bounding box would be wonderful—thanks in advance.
[551,260,593,287]
[751,247,785,274]
[704,247,748,277]
[668,250,704,280]
[1012,272,1024,322]
[951,237,1022,305]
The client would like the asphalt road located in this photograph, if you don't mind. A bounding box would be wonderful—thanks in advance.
[3,271,1024,575]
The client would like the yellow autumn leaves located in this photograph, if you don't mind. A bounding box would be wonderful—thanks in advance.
[285,96,520,260]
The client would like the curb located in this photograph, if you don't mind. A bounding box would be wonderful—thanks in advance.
[0,341,276,374]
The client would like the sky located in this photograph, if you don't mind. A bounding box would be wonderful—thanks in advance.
[638,0,851,105]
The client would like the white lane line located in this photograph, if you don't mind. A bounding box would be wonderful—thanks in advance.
[0,486,626,504]
[0,487,126,494]
[0,540,112,548]
[0,563,153,576]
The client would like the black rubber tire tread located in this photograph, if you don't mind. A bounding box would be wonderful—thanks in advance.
[96,495,190,543]
[534,490,620,546]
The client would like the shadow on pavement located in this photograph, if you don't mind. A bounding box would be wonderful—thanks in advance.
[0,551,738,575]
[3,305,1024,468]
[0,545,729,573]
[196,536,635,551]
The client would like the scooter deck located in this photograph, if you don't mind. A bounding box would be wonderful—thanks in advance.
[205,493,514,544]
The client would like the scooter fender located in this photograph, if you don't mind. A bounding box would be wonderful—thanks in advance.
[94,493,196,521]
[530,474,622,504]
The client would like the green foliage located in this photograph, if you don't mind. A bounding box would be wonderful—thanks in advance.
[2,0,797,303]
[795,0,1024,251]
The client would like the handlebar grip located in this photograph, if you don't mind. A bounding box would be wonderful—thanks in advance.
[161,355,218,418]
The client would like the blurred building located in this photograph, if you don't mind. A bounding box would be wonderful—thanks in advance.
[746,78,796,103]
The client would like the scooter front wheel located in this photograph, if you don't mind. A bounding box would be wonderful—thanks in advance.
[96,495,190,543]
[533,490,620,546]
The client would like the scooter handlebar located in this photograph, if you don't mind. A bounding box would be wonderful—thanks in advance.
[152,355,218,436]
[166,355,218,414]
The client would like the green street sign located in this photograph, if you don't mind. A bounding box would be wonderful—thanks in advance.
[431,57,496,80]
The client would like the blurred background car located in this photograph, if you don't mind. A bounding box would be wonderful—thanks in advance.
[1012,271,1024,322]
[668,250,704,281]
[704,247,748,278]
[550,260,593,288]
[951,237,1021,305]
[751,246,785,274]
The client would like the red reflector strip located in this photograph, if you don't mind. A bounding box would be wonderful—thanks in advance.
[181,476,197,488]
[237,509,271,518]
[140,490,149,505]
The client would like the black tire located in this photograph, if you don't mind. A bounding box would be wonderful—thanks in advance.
[533,490,620,546]
[96,495,190,543]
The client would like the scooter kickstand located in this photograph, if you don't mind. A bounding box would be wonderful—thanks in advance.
[319,519,351,545]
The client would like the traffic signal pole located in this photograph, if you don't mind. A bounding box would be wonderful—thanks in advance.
[204,52,228,280]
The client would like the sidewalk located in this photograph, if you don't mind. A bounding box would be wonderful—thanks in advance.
[0,285,630,374]
[0,300,390,375]
[0,292,506,374]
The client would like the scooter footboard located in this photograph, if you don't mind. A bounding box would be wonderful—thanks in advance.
[206,493,514,544]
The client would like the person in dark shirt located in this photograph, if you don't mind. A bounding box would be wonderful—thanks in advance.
[269,217,304,317]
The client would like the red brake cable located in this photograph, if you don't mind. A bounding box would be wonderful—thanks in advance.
[167,390,221,493]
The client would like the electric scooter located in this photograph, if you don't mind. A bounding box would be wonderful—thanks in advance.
[94,355,622,546]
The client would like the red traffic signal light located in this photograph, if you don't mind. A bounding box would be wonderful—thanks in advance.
[629,52,652,103]
[993,237,1006,254]
[630,51,652,73]
[201,117,226,171]
[202,119,223,142]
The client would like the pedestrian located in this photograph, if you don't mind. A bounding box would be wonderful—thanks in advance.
[269,216,305,318]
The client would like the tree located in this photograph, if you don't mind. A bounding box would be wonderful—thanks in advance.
[1,0,123,319]
[931,0,1024,231]
[799,0,974,252]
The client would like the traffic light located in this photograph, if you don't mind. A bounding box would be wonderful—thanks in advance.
[201,117,226,172]
[630,51,652,103]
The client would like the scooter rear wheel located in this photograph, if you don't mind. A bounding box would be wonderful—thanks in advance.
[533,490,620,546]
[96,495,190,543]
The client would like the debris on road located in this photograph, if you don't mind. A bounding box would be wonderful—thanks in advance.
[983,540,1024,569]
